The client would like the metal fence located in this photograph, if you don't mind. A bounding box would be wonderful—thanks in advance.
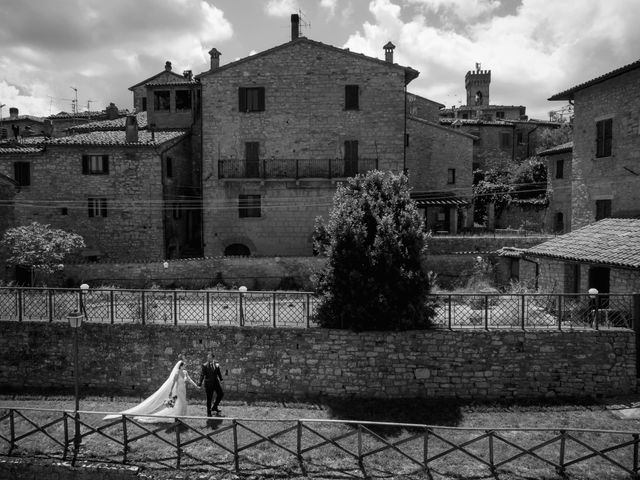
[0,287,635,330]
[1,407,640,478]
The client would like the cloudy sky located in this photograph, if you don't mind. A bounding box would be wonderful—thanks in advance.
[1,0,638,121]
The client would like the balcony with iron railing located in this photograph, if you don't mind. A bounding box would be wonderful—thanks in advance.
[218,157,378,180]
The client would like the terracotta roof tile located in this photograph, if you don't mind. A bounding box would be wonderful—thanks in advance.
[538,142,573,156]
[69,112,148,133]
[525,218,640,269]
[45,129,187,147]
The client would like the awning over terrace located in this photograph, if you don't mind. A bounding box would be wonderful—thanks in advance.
[410,191,470,207]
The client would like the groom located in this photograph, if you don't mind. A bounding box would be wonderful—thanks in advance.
[198,352,224,416]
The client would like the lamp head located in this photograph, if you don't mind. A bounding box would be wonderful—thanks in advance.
[80,283,89,292]
[239,286,248,293]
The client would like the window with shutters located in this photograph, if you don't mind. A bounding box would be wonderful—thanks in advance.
[175,90,191,110]
[82,155,109,175]
[344,140,358,177]
[238,87,265,112]
[14,162,30,186]
[345,85,359,110]
[154,90,170,111]
[239,194,261,218]
[88,198,108,218]
[596,118,613,157]
[595,199,611,220]
[447,168,456,184]
[500,132,512,148]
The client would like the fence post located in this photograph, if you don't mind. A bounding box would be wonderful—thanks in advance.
[173,291,178,326]
[233,420,239,472]
[48,289,54,323]
[520,295,525,330]
[206,292,211,327]
[297,420,303,464]
[18,290,23,322]
[423,428,429,471]
[141,291,146,325]
[357,424,363,468]
[633,294,640,379]
[110,290,115,324]
[9,409,15,454]
[122,416,128,464]
[448,295,452,329]
[633,433,639,479]
[175,418,181,468]
[62,412,69,459]
[484,295,489,330]
[306,294,310,328]
[239,292,245,327]
[557,294,563,331]
[488,430,495,472]
[594,295,600,330]
[558,430,566,476]
[272,293,277,328]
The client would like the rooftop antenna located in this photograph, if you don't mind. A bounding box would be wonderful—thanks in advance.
[70,86,78,118]
[298,9,310,36]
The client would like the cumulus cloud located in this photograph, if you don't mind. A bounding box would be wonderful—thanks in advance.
[0,0,233,116]
[320,0,338,17]
[344,0,640,119]
[265,0,298,17]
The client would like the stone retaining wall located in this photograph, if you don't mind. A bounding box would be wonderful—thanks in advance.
[0,458,140,480]
[0,322,635,401]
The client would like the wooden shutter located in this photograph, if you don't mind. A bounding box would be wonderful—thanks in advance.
[101,198,108,217]
[88,199,94,217]
[102,155,109,174]
[257,88,265,111]
[82,155,89,174]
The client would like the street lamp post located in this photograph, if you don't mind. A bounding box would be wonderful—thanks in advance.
[239,286,247,326]
[68,283,88,451]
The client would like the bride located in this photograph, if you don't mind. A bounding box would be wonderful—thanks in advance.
[104,357,199,422]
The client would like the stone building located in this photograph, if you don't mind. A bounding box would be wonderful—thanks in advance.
[0,107,45,140]
[128,61,197,115]
[196,15,425,256]
[520,218,640,295]
[549,58,640,229]
[538,142,573,233]
[0,120,194,267]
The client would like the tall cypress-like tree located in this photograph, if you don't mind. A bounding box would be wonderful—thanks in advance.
[313,171,434,331]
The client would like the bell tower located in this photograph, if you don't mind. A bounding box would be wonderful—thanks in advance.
[465,63,491,106]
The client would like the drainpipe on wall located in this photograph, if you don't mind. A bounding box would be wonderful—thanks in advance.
[403,85,407,175]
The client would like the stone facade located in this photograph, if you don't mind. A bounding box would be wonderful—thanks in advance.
[0,322,635,400]
[0,134,192,263]
[541,147,572,233]
[199,38,416,256]
[567,66,640,228]
[534,258,640,294]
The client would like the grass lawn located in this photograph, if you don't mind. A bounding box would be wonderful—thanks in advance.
[2,393,640,479]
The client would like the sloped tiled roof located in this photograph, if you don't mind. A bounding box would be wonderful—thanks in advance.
[146,80,199,87]
[129,69,188,90]
[525,218,640,269]
[0,144,44,154]
[68,112,148,133]
[45,130,188,147]
[1,115,44,123]
[47,109,129,119]
[439,118,513,127]
[549,58,640,101]
[411,191,470,207]
[197,37,419,85]
[538,141,573,156]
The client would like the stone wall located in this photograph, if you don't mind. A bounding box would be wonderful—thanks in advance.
[545,149,572,233]
[0,458,139,480]
[571,67,640,229]
[0,322,635,401]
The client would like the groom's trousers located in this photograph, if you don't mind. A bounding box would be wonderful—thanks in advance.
[205,381,224,415]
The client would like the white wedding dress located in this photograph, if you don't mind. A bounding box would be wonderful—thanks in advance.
[104,361,198,422]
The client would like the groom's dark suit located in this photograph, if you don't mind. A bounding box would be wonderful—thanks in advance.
[199,361,224,416]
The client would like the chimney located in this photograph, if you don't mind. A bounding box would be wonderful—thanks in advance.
[291,14,300,40]
[209,48,221,69]
[125,114,138,143]
[165,61,172,72]
[9,107,18,119]
[183,70,193,80]
[383,42,395,63]
[43,119,54,137]
[105,102,119,120]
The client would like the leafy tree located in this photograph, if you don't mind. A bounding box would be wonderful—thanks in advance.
[313,170,434,331]
[1,222,85,285]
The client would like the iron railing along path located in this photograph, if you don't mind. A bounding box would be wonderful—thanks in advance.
[1,406,639,478]
[0,287,636,330]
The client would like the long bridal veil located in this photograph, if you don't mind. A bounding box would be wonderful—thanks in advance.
[103,361,182,420]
